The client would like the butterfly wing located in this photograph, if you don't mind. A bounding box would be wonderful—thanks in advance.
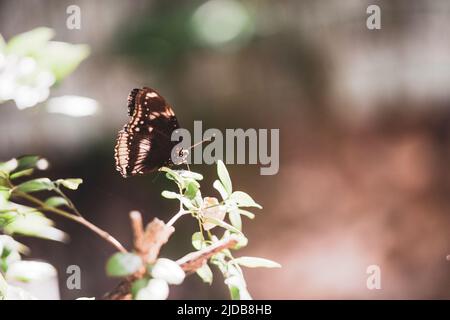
[114,87,180,177]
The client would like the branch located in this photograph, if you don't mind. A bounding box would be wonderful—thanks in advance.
[105,213,238,300]
[13,190,127,253]
[177,235,239,273]
[104,212,174,300]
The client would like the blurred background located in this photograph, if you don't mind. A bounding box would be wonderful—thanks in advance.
[1,0,450,299]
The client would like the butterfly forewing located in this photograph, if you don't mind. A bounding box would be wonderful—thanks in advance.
[114,87,180,177]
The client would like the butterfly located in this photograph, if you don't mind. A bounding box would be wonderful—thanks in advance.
[114,87,184,177]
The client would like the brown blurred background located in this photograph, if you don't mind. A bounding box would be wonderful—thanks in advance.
[1,0,450,299]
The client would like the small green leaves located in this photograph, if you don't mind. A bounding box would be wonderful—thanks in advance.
[217,160,232,195]
[6,27,54,56]
[16,156,41,172]
[230,191,262,209]
[106,252,142,277]
[178,170,203,181]
[236,209,255,219]
[37,41,90,82]
[157,160,279,300]
[160,167,185,188]
[0,159,18,174]
[233,257,281,269]
[213,180,229,200]
[44,196,69,208]
[0,156,47,181]
[161,190,179,199]
[184,180,199,200]
[3,211,67,242]
[192,232,204,250]
[224,264,252,300]
[204,216,242,235]
[56,178,83,190]
[229,209,242,231]
[16,178,54,193]
[196,263,213,285]
[9,169,34,180]
[162,190,195,210]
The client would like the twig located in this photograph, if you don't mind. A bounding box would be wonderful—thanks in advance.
[12,190,127,253]
[130,210,145,255]
[142,218,174,264]
[177,235,239,273]
[166,209,188,228]
[104,214,175,300]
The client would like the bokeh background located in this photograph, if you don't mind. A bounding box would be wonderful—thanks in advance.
[1,0,450,299]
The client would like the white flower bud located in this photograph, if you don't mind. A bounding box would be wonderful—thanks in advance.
[151,258,185,285]
[135,279,169,300]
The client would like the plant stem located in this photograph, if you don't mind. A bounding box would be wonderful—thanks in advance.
[166,209,187,228]
[13,190,127,253]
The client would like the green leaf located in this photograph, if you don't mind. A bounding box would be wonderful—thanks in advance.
[3,211,67,242]
[196,263,213,285]
[160,167,185,188]
[106,252,142,277]
[213,180,228,200]
[57,178,83,190]
[230,191,262,209]
[228,210,242,231]
[0,235,29,255]
[184,180,199,200]
[16,156,40,171]
[44,196,69,208]
[131,278,149,299]
[36,42,90,82]
[0,159,18,174]
[6,27,54,56]
[204,216,242,235]
[0,178,9,189]
[224,267,252,300]
[161,190,178,199]
[229,285,241,300]
[191,231,204,250]
[162,191,196,210]
[16,178,54,193]
[237,209,255,219]
[234,234,248,249]
[217,160,232,195]
[233,257,281,268]
[178,170,203,181]
[9,169,34,180]
[0,211,17,228]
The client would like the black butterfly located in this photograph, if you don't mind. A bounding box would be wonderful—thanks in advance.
[114,87,183,177]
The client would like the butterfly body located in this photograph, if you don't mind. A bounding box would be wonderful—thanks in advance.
[114,87,180,177]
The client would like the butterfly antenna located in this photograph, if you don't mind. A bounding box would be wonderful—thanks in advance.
[188,134,215,150]
[183,134,214,171]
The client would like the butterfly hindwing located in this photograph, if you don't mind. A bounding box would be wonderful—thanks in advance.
[114,87,180,177]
